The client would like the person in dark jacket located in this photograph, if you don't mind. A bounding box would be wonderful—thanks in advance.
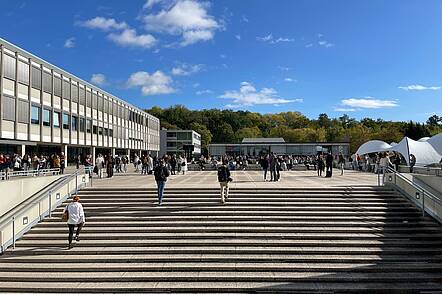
[317,154,325,177]
[217,161,231,204]
[154,159,170,205]
[260,155,269,181]
[325,153,334,177]
[106,155,114,178]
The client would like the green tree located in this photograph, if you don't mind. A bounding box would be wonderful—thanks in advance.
[190,122,212,155]
[235,127,262,142]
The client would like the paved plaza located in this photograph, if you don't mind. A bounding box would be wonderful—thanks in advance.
[89,169,379,189]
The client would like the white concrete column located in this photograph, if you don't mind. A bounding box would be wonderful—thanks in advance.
[91,146,96,164]
[19,144,26,157]
[63,145,68,166]
[112,148,116,157]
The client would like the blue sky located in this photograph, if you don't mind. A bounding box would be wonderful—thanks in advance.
[1,0,442,122]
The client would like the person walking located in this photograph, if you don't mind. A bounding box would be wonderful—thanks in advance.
[106,155,114,178]
[154,159,170,205]
[325,152,334,177]
[260,155,269,181]
[75,154,81,170]
[181,157,188,175]
[269,152,277,182]
[95,154,104,179]
[170,155,177,175]
[63,195,85,249]
[409,154,416,173]
[317,154,325,177]
[217,161,231,204]
[338,153,345,176]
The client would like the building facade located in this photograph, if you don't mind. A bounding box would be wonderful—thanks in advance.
[209,138,350,157]
[0,38,160,162]
[160,129,201,159]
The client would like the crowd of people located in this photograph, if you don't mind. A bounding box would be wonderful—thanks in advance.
[0,152,67,175]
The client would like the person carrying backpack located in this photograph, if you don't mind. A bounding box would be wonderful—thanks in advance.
[217,161,231,204]
[154,159,170,205]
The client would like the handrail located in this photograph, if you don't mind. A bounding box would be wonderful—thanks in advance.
[0,171,78,230]
[0,168,60,180]
[384,167,442,222]
[385,167,442,205]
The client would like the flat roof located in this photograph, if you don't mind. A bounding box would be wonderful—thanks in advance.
[209,142,350,146]
[242,138,285,144]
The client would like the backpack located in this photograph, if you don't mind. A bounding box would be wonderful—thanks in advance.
[217,166,228,182]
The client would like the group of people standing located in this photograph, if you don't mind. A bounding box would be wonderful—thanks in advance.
[0,152,67,175]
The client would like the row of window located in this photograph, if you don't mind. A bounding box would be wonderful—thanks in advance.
[29,105,123,138]
[1,51,159,127]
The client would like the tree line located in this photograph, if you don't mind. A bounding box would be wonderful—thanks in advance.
[146,105,442,155]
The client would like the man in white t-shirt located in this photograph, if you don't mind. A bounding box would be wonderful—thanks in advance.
[63,195,85,249]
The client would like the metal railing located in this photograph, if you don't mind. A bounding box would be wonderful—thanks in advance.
[0,170,84,253]
[0,168,60,180]
[383,167,442,223]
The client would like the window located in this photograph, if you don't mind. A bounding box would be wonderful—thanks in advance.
[54,76,62,96]
[53,111,60,128]
[17,61,29,85]
[43,109,51,126]
[98,97,103,110]
[86,119,92,133]
[17,100,29,123]
[109,129,113,137]
[71,85,78,103]
[79,117,85,132]
[31,66,42,89]
[93,125,98,134]
[79,88,85,105]
[3,96,15,121]
[62,80,70,99]
[98,127,103,135]
[92,93,97,108]
[104,128,108,136]
[71,116,78,131]
[31,105,40,125]
[3,54,16,80]
[42,71,52,93]
[177,132,191,140]
[62,113,70,130]
[87,91,92,106]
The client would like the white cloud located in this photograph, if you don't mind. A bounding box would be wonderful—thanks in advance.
[143,0,165,9]
[127,71,175,95]
[334,107,356,112]
[192,82,200,88]
[398,84,441,91]
[78,17,128,31]
[171,63,203,76]
[64,37,75,48]
[142,0,220,46]
[241,15,249,23]
[284,78,296,82]
[278,66,291,71]
[257,34,294,44]
[318,40,334,48]
[235,34,241,40]
[305,43,313,48]
[108,29,157,48]
[220,82,302,107]
[90,73,106,86]
[196,89,213,95]
[341,97,398,109]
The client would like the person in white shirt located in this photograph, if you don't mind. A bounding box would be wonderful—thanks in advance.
[181,157,188,175]
[63,195,85,249]
[95,154,104,179]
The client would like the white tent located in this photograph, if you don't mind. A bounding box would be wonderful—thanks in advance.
[355,140,392,156]
[355,133,442,166]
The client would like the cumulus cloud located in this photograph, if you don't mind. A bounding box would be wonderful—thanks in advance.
[127,71,175,95]
[220,82,302,108]
[108,29,157,48]
[90,74,106,86]
[257,34,294,44]
[64,37,75,48]
[398,84,441,91]
[142,0,220,46]
[340,97,399,109]
[235,34,241,40]
[78,17,128,31]
[284,78,296,82]
[171,63,203,76]
[334,107,357,112]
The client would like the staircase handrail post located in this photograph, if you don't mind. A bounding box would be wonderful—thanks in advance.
[11,216,15,249]
[422,188,425,217]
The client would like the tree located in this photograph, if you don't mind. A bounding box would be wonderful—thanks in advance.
[235,127,262,142]
[427,115,441,127]
[213,122,235,143]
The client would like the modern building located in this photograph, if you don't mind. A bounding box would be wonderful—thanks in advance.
[160,129,201,160]
[0,38,160,163]
[209,138,350,157]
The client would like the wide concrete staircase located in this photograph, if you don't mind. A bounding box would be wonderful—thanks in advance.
[0,186,441,292]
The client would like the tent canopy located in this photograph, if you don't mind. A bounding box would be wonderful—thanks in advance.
[355,133,442,166]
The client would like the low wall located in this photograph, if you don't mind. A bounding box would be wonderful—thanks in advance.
[0,175,63,217]
[0,173,89,253]
[414,175,442,195]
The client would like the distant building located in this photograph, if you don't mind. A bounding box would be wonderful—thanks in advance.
[160,129,201,159]
[209,138,350,157]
